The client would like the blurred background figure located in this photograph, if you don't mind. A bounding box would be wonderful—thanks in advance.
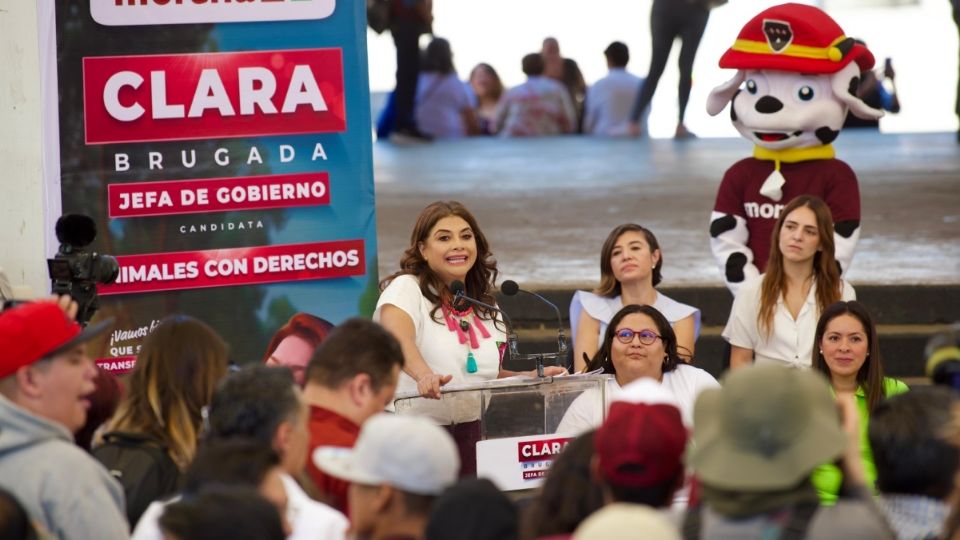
[425,479,517,540]
[467,63,504,135]
[74,366,122,452]
[583,42,647,137]
[519,430,604,540]
[541,37,587,128]
[263,313,334,387]
[158,486,287,540]
[415,38,478,139]
[844,55,901,129]
[954,0,960,142]
[389,0,434,143]
[0,488,40,540]
[629,0,716,139]
[494,53,577,137]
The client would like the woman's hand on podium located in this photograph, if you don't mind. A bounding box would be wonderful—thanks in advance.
[417,372,453,399]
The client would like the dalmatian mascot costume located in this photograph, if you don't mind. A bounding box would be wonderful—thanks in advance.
[707,3,883,294]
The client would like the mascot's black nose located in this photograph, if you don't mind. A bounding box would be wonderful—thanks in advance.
[755,96,783,114]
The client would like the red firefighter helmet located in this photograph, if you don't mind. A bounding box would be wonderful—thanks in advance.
[718,3,874,74]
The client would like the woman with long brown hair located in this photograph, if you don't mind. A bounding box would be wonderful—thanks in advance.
[810,300,908,503]
[376,200,564,399]
[94,315,229,526]
[723,195,855,368]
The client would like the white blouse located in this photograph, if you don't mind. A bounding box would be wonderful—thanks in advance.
[570,290,702,344]
[722,275,856,368]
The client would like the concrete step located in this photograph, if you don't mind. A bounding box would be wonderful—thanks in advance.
[495,284,960,328]
[504,325,950,380]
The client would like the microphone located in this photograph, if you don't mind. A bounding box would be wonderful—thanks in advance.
[501,280,567,355]
[449,280,520,360]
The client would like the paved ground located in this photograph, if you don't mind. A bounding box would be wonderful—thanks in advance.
[373,131,960,289]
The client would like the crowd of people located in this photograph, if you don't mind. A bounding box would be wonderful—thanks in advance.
[1,193,959,540]
[379,0,904,142]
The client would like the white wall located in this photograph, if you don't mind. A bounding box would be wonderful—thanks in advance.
[0,0,47,298]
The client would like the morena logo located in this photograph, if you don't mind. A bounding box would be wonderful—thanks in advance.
[91,0,335,26]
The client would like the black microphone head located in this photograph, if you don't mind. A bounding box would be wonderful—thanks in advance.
[501,280,520,296]
[450,280,465,295]
[55,214,97,248]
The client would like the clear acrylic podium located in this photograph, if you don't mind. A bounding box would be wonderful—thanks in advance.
[393,374,611,491]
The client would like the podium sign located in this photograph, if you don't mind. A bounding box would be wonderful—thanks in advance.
[394,374,610,490]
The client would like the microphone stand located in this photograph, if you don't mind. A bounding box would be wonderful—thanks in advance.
[501,280,568,377]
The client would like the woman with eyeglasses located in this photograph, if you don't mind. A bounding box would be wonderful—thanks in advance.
[557,304,718,435]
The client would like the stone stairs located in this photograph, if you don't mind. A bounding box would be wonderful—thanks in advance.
[497,285,959,380]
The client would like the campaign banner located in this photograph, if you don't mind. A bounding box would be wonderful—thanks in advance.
[39,0,378,367]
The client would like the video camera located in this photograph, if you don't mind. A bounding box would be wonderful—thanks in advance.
[47,214,119,326]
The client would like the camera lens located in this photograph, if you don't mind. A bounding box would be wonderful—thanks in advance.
[94,254,120,284]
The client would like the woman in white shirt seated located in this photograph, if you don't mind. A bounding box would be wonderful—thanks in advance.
[557,304,718,435]
[723,195,855,369]
[414,38,478,139]
[571,224,700,371]
[375,201,565,400]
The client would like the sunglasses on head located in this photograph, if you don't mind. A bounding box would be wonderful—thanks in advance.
[615,328,661,345]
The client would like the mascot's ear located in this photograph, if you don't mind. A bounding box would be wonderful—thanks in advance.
[832,62,884,120]
[707,70,746,116]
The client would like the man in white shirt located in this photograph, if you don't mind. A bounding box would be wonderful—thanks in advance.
[583,42,647,137]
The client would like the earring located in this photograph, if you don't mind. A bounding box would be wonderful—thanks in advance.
[819,350,823,354]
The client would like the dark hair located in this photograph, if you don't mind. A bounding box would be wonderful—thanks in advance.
[584,305,681,375]
[262,312,334,364]
[760,195,842,338]
[400,491,438,518]
[305,318,404,390]
[595,224,663,297]
[812,301,886,412]
[522,53,545,76]
[869,387,960,499]
[606,470,683,507]
[520,431,604,539]
[183,439,281,495]
[423,37,455,75]
[159,486,285,540]
[468,63,504,102]
[426,479,517,540]
[380,201,500,326]
[604,41,629,68]
[0,488,38,540]
[206,366,301,446]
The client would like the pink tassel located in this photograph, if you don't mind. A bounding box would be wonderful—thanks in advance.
[442,306,468,345]
[466,323,479,349]
[473,317,491,339]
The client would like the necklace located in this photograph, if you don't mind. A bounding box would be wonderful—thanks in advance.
[442,303,491,374]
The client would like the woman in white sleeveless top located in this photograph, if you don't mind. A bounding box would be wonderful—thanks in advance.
[571,224,700,371]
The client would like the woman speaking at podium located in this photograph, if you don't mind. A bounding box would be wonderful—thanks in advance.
[375,200,565,399]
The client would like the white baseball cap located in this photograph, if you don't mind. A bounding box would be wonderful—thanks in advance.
[312,413,460,495]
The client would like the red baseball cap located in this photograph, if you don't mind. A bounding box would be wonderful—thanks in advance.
[718,3,875,74]
[594,402,688,488]
[0,302,112,378]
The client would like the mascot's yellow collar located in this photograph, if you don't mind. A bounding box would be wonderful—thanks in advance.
[753,145,835,170]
